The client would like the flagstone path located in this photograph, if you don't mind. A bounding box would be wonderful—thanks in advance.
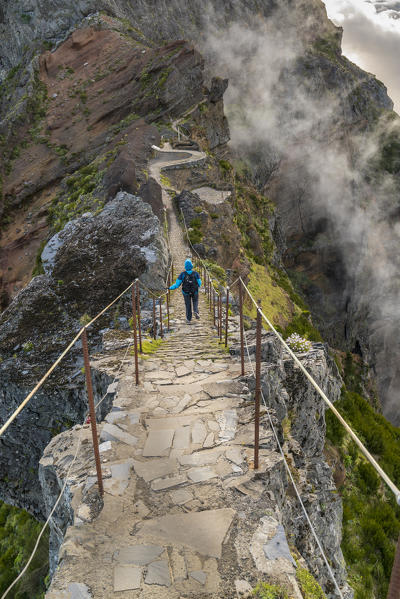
[45,145,304,599]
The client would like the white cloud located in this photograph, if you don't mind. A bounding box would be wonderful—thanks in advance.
[323,0,400,111]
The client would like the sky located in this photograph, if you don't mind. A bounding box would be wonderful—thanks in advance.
[323,0,400,112]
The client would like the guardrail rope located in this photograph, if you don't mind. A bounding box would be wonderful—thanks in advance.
[242,320,344,598]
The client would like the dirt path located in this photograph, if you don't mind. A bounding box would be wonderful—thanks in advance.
[45,145,304,599]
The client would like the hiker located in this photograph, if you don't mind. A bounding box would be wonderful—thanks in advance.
[169,259,202,324]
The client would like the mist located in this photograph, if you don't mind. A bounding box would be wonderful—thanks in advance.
[200,4,400,421]
[323,0,400,112]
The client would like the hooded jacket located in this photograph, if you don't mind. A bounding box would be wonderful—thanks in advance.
[169,259,202,294]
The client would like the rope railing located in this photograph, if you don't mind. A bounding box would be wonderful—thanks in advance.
[242,319,344,598]
[0,337,135,599]
[179,213,400,505]
[180,205,400,595]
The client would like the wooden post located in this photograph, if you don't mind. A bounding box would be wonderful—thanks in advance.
[388,534,400,599]
[152,297,157,339]
[136,279,142,354]
[225,287,229,348]
[159,297,163,339]
[132,284,139,385]
[81,328,104,496]
[239,279,245,377]
[254,300,262,470]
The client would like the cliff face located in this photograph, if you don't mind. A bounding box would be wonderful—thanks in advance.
[2,0,398,421]
[0,14,229,518]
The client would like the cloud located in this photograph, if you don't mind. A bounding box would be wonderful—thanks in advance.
[202,5,400,422]
[323,0,400,112]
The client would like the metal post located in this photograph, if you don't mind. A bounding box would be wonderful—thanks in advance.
[159,297,163,339]
[239,279,245,377]
[136,279,142,354]
[152,297,157,339]
[81,328,104,496]
[219,294,223,342]
[213,289,216,327]
[172,263,174,283]
[388,535,400,599]
[132,285,139,385]
[209,278,212,311]
[254,300,262,470]
[216,292,220,336]
[166,289,170,331]
[225,287,230,348]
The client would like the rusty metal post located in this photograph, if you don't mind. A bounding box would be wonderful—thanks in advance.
[225,287,230,348]
[219,293,223,342]
[213,289,216,327]
[166,289,170,331]
[239,279,245,377]
[81,328,104,496]
[171,263,174,283]
[152,297,157,339]
[254,299,262,470]
[388,535,400,599]
[136,279,142,354]
[216,292,220,336]
[132,284,139,385]
[209,278,212,312]
[159,297,163,339]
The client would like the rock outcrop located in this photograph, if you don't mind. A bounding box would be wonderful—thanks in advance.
[0,191,167,516]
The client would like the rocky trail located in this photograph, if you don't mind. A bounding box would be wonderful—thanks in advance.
[44,145,304,599]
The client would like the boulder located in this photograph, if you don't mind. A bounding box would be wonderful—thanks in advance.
[42,191,168,312]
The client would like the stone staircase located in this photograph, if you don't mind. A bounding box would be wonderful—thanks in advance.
[44,144,305,599]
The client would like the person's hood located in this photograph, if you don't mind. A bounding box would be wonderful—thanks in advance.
[185,259,193,272]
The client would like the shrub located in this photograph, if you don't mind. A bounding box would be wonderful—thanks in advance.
[296,567,326,598]
[252,583,288,599]
[285,333,312,353]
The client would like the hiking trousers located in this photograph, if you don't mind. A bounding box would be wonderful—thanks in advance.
[183,292,198,321]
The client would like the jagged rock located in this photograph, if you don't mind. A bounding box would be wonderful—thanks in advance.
[42,191,168,312]
[208,77,229,104]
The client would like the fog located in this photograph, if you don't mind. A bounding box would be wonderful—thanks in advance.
[323,0,400,112]
[201,3,400,421]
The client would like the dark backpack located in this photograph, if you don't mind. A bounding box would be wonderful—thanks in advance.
[182,271,198,295]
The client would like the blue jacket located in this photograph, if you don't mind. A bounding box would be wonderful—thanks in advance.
[169,259,202,294]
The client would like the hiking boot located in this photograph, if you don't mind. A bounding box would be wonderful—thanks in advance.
[186,319,191,325]
[195,312,200,319]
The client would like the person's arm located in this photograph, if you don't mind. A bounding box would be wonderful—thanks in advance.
[196,272,202,288]
[169,274,183,290]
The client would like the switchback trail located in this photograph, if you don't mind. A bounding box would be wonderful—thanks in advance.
[46,144,304,599]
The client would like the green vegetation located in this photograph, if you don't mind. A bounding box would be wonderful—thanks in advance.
[47,162,105,232]
[233,177,275,266]
[0,501,49,598]
[252,582,288,599]
[326,385,400,598]
[282,311,322,342]
[131,338,165,358]
[188,217,203,245]
[32,240,46,277]
[79,313,92,326]
[110,113,140,135]
[219,159,233,175]
[296,567,326,598]
[244,261,297,330]
[380,131,400,174]
[22,341,34,353]
[160,173,172,187]
[203,260,226,286]
[20,13,32,24]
